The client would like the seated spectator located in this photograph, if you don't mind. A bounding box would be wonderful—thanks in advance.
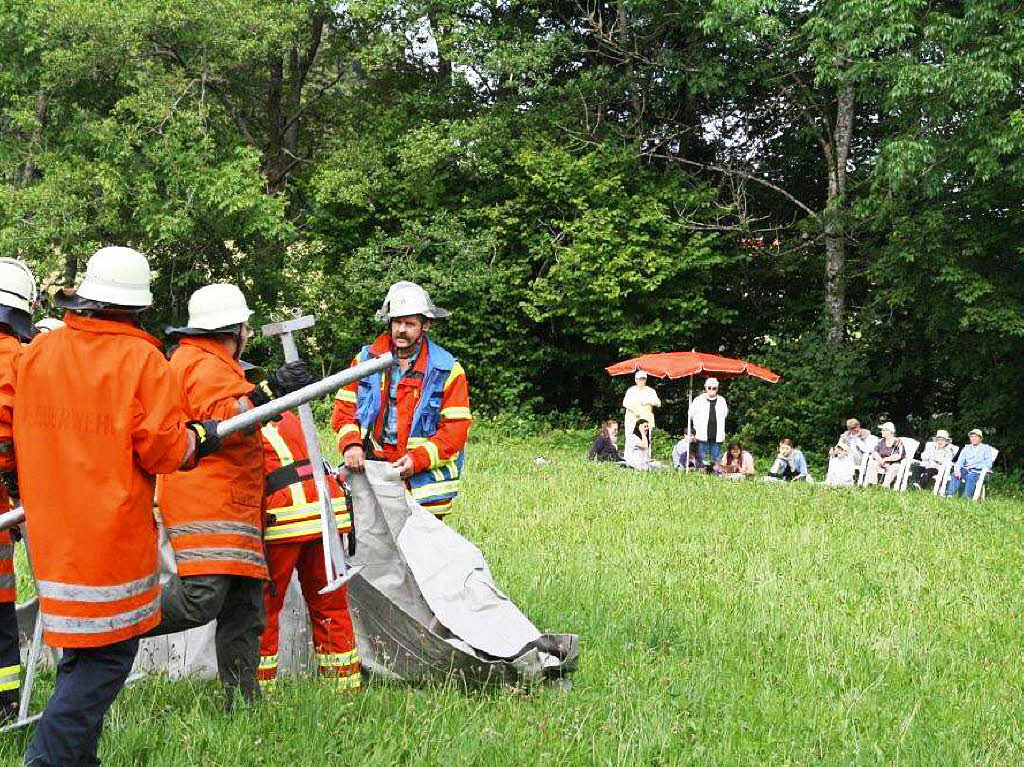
[625,419,663,471]
[718,442,755,479]
[588,419,624,462]
[908,429,956,490]
[864,422,905,488]
[824,439,857,486]
[672,428,700,470]
[947,428,995,498]
[832,418,874,463]
[765,438,809,482]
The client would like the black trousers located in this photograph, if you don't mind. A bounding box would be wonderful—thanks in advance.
[908,464,939,488]
[145,574,265,709]
[24,637,139,767]
[0,600,20,716]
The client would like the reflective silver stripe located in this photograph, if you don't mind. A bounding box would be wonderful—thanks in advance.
[41,598,159,634]
[167,522,262,539]
[176,548,266,566]
[36,573,158,604]
[0,544,13,559]
[0,572,15,589]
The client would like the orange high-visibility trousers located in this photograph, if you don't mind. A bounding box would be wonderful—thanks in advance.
[258,538,359,689]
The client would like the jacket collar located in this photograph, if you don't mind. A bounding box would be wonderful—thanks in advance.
[63,311,162,349]
[179,336,244,374]
[369,331,430,376]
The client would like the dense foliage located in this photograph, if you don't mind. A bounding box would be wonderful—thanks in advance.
[1,0,1021,466]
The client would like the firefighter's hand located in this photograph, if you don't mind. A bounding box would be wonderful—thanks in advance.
[393,454,415,479]
[344,445,366,473]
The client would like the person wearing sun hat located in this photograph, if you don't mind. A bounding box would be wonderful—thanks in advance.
[947,428,995,498]
[908,428,957,490]
[622,369,661,439]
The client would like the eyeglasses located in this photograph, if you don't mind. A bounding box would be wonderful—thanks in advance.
[706,386,718,391]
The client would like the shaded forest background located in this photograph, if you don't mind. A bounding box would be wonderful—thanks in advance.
[1,0,1022,467]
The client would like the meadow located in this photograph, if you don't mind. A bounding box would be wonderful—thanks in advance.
[3,427,1023,765]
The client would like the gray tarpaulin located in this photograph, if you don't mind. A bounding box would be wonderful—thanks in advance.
[22,463,578,685]
[347,461,578,683]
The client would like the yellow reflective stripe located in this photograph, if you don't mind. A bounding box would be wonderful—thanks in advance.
[323,673,361,689]
[0,664,19,692]
[258,655,278,670]
[418,441,440,467]
[316,651,359,665]
[269,497,346,522]
[443,362,466,392]
[334,388,357,404]
[410,480,460,499]
[261,423,306,508]
[440,406,472,420]
[337,423,361,440]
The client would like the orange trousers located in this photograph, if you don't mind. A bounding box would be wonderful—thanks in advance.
[258,537,360,689]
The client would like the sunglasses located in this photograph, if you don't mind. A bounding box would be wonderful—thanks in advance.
[706,386,718,391]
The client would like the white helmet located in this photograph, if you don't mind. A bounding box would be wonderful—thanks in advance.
[76,247,153,307]
[35,318,66,332]
[0,258,37,313]
[376,281,450,321]
[185,283,253,330]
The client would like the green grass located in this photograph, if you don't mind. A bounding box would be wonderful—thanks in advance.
[4,428,1024,765]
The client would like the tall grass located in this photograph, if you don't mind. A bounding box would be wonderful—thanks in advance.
[3,428,1023,765]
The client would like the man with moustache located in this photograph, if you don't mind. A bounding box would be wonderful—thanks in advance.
[331,282,472,519]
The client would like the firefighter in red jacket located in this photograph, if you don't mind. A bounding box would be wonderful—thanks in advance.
[150,283,313,711]
[0,258,38,723]
[331,282,472,518]
[257,410,359,689]
[0,248,223,766]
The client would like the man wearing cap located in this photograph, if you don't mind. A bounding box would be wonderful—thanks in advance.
[0,258,38,724]
[947,429,995,498]
[908,429,956,490]
[0,247,225,766]
[332,281,472,519]
[150,284,314,710]
[688,378,728,469]
[622,370,661,439]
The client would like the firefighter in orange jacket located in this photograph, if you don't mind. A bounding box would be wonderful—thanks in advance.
[149,284,313,710]
[257,410,360,689]
[331,282,472,518]
[0,248,223,766]
[0,258,38,723]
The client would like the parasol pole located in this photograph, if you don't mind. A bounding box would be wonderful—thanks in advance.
[685,373,694,475]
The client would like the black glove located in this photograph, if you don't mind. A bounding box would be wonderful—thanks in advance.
[187,419,223,461]
[0,470,19,501]
[249,360,314,406]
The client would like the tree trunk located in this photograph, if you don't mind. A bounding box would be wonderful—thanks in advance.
[20,90,48,187]
[824,82,854,348]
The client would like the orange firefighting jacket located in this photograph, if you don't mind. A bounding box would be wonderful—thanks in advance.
[330,333,471,515]
[261,411,351,544]
[158,338,268,580]
[0,313,190,648]
[0,333,20,603]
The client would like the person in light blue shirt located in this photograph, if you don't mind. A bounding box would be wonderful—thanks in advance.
[947,428,995,498]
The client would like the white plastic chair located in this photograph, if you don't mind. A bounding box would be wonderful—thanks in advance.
[853,435,880,485]
[940,447,998,500]
[930,444,960,496]
[861,437,916,490]
[894,438,920,491]
[973,448,999,501]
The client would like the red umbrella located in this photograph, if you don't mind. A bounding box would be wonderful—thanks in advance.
[606,351,781,473]
[605,351,780,383]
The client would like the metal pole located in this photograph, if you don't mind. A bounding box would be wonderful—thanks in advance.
[0,355,397,535]
[217,355,394,440]
[685,374,693,475]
